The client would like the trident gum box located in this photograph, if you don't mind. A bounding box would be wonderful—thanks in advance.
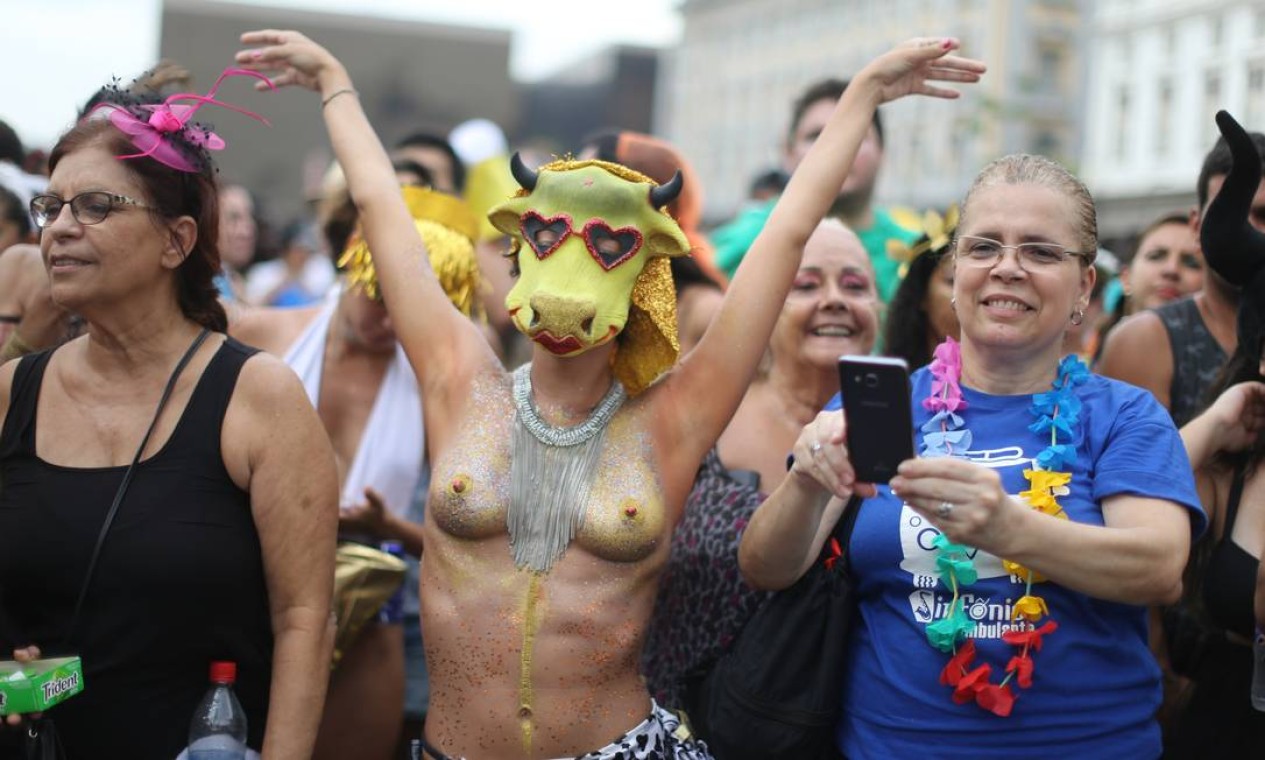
[0,657,84,715]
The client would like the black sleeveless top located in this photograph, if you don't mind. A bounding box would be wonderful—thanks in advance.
[1155,298,1228,427]
[0,338,272,759]
[1203,466,1258,640]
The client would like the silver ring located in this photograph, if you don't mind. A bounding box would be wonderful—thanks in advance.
[810,441,823,455]
[937,501,955,518]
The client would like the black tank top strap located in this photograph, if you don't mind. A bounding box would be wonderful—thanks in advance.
[1221,463,1247,539]
[164,336,259,458]
[0,349,56,460]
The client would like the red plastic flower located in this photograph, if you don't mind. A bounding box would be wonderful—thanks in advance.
[975,683,1016,717]
[823,537,843,571]
[1002,620,1058,651]
[951,663,991,704]
[1005,654,1034,688]
[939,639,977,686]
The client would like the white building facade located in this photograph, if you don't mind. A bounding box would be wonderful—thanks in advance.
[1083,0,1265,239]
[659,0,1089,223]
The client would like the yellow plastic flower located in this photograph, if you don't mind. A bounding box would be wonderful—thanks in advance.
[1003,560,1046,584]
[1020,469,1072,511]
[1011,594,1049,621]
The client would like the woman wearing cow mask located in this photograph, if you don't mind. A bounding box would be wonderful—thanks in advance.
[235,29,983,759]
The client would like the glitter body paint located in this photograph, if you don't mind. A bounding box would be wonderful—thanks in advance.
[421,370,671,758]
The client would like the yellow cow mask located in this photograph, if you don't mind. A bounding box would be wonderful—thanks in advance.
[489,156,690,395]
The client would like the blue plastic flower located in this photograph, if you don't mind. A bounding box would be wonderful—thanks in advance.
[1037,443,1078,470]
[1057,355,1090,386]
[922,428,973,457]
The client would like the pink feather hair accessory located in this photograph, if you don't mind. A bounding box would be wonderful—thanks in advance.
[89,67,274,173]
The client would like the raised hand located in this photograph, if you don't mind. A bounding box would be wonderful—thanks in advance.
[338,487,391,538]
[789,410,877,500]
[891,457,1022,553]
[1206,381,1265,454]
[857,37,986,104]
[235,29,349,95]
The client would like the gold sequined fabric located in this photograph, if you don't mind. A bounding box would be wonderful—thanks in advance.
[337,186,483,317]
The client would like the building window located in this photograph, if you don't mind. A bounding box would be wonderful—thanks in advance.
[1038,43,1063,92]
[1116,86,1131,161]
[1156,77,1172,155]
[1248,63,1265,135]
[1203,71,1222,149]
[1033,130,1060,158]
[1210,15,1223,48]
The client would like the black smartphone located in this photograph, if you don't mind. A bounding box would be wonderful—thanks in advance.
[838,355,914,484]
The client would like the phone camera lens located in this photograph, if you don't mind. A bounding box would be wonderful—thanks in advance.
[864,372,880,388]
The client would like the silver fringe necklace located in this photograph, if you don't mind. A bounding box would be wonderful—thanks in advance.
[508,363,627,573]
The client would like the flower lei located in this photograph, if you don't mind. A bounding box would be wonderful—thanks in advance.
[918,337,1089,716]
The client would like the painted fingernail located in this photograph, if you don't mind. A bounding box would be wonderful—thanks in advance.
[251,50,263,59]
[942,38,954,50]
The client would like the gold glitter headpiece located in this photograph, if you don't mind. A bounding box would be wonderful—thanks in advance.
[338,186,482,317]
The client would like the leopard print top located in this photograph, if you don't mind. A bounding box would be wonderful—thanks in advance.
[641,447,771,711]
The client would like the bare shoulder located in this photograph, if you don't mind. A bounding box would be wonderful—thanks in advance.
[1097,310,1172,395]
[0,244,41,273]
[221,351,323,483]
[228,304,321,357]
[0,245,43,308]
[232,351,311,412]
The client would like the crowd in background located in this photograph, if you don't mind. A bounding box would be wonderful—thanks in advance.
[0,27,1262,760]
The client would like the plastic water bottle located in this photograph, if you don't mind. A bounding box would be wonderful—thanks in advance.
[1253,628,1265,712]
[188,661,247,760]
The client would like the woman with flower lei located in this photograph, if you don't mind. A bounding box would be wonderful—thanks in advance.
[740,154,1207,757]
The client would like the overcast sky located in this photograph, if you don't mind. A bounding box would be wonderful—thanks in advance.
[1,0,682,150]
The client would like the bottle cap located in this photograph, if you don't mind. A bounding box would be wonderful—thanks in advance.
[209,661,237,684]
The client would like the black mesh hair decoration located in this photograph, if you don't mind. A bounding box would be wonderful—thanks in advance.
[86,68,274,174]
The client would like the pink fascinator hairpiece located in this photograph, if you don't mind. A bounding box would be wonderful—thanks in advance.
[90,68,275,173]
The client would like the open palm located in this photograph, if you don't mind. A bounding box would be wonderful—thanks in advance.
[235,29,342,92]
[862,37,986,104]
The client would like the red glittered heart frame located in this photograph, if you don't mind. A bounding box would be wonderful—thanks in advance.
[520,211,574,260]
[581,219,644,271]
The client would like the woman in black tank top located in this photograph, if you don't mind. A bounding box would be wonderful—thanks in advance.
[1168,114,1265,758]
[0,88,338,760]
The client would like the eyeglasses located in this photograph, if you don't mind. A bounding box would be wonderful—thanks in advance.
[955,235,1091,269]
[29,192,151,228]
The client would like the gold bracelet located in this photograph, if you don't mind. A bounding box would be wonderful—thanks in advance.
[321,88,357,108]
[0,332,37,363]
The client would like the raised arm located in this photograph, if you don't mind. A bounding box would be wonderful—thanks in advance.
[235,31,497,446]
[1181,381,1265,472]
[739,408,874,589]
[1181,380,1265,522]
[658,39,984,458]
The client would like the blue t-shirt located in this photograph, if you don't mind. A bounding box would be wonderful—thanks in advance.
[824,368,1205,758]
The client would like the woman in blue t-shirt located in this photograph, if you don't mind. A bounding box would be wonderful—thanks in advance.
[740,154,1206,758]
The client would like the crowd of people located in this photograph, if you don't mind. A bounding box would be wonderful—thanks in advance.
[0,24,1261,760]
